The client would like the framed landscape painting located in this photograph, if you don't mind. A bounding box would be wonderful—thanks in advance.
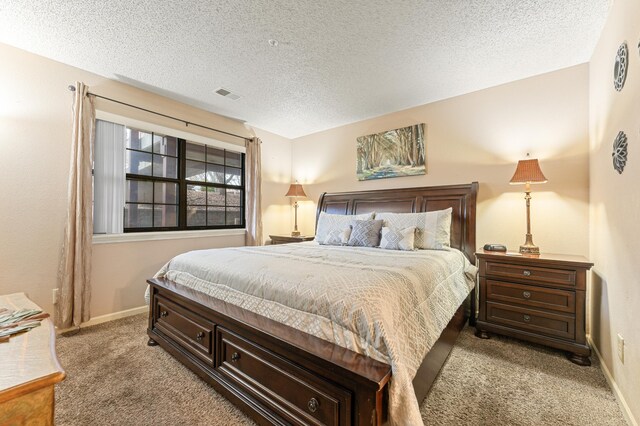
[356,123,426,181]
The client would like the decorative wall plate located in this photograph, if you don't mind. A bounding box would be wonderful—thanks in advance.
[614,42,628,92]
[612,131,627,174]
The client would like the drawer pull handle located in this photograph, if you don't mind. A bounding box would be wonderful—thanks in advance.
[160,310,168,318]
[523,291,531,299]
[523,315,531,322]
[231,352,241,362]
[523,270,531,276]
[308,397,319,413]
[196,331,205,341]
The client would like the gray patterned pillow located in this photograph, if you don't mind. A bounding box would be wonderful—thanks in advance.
[347,220,383,247]
[321,227,352,246]
[314,211,374,243]
[379,226,416,251]
[376,208,452,249]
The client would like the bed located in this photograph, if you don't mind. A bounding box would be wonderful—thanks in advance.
[146,182,478,426]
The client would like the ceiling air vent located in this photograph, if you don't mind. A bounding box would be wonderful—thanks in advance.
[215,87,241,100]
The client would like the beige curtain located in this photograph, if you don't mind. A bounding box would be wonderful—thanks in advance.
[245,137,263,246]
[56,82,95,328]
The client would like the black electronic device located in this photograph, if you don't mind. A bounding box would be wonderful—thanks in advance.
[483,243,507,252]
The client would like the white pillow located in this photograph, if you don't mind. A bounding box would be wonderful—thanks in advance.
[379,226,416,251]
[376,208,452,249]
[321,227,352,246]
[315,211,374,243]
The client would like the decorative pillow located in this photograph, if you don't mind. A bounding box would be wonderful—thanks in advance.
[321,227,352,246]
[379,226,416,251]
[376,208,452,249]
[315,211,374,243]
[347,219,383,247]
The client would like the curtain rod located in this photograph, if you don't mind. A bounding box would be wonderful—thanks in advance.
[67,85,249,141]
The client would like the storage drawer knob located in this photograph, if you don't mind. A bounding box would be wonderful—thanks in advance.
[523,291,531,299]
[196,331,205,341]
[523,314,531,322]
[231,352,241,362]
[160,310,168,318]
[523,270,531,276]
[308,397,319,413]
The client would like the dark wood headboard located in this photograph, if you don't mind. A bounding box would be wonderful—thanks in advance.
[316,182,479,264]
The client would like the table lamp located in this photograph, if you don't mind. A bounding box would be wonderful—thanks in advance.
[510,157,547,254]
[285,182,307,237]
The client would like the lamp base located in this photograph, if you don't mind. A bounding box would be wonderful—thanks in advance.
[291,230,301,237]
[519,244,540,255]
[519,233,540,255]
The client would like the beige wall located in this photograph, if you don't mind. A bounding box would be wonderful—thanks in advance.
[292,65,591,259]
[0,42,291,317]
[589,0,640,423]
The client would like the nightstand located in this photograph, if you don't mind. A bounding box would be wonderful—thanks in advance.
[475,251,593,366]
[269,235,315,245]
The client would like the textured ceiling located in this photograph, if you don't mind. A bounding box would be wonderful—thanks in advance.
[0,0,609,138]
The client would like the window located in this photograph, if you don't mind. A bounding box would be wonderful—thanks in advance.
[95,119,245,234]
[183,142,244,228]
[125,129,179,230]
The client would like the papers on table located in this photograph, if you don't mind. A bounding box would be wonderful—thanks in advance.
[0,308,48,341]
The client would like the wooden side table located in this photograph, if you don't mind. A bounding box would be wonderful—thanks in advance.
[269,235,315,245]
[475,251,593,365]
[0,293,65,425]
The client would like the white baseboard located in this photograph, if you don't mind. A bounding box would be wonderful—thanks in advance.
[56,305,148,334]
[588,335,638,426]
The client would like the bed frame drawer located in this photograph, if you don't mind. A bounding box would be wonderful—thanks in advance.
[484,261,576,288]
[153,295,215,366]
[486,280,575,314]
[485,302,575,340]
[216,327,352,426]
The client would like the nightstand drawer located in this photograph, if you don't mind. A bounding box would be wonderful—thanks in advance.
[485,261,576,288]
[486,280,575,313]
[486,302,575,340]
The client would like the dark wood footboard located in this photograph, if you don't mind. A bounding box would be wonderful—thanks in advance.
[147,277,392,426]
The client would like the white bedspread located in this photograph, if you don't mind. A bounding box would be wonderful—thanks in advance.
[148,242,476,425]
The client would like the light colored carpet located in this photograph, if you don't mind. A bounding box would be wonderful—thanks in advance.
[55,314,626,425]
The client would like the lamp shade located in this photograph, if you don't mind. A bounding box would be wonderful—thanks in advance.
[509,159,547,184]
[285,183,307,198]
